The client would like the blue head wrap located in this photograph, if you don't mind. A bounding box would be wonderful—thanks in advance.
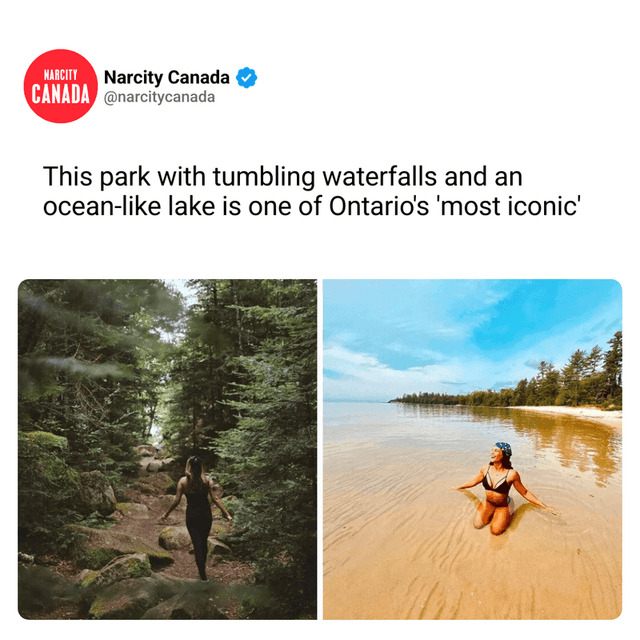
[495,442,512,457]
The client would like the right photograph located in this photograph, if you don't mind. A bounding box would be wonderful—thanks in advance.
[323,280,622,620]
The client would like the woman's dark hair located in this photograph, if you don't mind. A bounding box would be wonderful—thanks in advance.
[185,456,207,492]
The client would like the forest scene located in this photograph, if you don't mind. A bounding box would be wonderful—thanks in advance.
[17,279,317,620]
[390,331,622,408]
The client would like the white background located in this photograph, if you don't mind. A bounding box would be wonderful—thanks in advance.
[3,1,638,636]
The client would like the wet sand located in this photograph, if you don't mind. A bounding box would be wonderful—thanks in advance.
[323,403,622,620]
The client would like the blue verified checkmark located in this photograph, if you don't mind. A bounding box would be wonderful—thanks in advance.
[236,67,257,88]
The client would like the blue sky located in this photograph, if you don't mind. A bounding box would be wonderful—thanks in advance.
[323,280,622,402]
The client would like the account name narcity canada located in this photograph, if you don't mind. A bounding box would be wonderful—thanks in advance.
[104,70,230,88]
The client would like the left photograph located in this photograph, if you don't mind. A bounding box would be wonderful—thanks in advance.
[17,279,317,620]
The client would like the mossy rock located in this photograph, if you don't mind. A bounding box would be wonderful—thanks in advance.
[18,431,81,533]
[88,574,177,620]
[135,473,176,495]
[134,482,155,495]
[18,430,80,485]
[77,470,116,516]
[115,503,150,519]
[206,537,231,561]
[80,570,99,587]
[135,444,157,457]
[211,522,228,536]
[81,553,152,589]
[19,430,69,452]
[70,525,173,569]
[141,591,228,619]
[159,526,192,550]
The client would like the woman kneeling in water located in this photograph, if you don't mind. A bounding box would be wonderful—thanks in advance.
[452,442,557,535]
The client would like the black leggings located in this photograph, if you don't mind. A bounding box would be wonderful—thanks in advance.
[186,507,212,579]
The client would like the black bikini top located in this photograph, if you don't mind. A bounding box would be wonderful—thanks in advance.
[482,466,511,495]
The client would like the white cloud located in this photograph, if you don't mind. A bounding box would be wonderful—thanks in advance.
[323,281,621,401]
[323,342,470,400]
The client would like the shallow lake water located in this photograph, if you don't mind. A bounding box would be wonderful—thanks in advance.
[323,402,622,620]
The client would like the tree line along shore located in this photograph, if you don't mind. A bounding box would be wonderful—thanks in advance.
[390,331,621,410]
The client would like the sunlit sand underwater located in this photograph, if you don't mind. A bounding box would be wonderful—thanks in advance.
[323,403,621,620]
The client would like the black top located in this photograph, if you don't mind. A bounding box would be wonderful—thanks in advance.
[184,485,209,507]
[185,490,209,508]
[482,466,511,495]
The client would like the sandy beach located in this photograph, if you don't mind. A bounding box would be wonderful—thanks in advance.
[324,402,622,619]
[508,405,622,429]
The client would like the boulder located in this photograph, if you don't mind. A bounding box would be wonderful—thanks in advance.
[158,529,231,558]
[70,525,173,569]
[19,430,69,453]
[142,457,177,475]
[207,537,231,560]
[135,472,176,495]
[146,459,163,474]
[135,444,157,457]
[160,458,177,472]
[210,521,231,536]
[76,470,116,516]
[141,590,228,620]
[76,569,92,582]
[81,553,151,589]
[138,455,156,474]
[159,526,192,551]
[18,431,81,531]
[115,503,150,520]
[88,574,177,620]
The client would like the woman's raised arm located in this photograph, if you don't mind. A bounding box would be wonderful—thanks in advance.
[451,466,486,491]
[512,471,557,515]
[208,479,233,521]
[162,478,185,520]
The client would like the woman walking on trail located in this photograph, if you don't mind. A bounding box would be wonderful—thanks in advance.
[452,442,557,535]
[162,456,233,581]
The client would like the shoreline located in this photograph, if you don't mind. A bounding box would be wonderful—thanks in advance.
[507,405,622,429]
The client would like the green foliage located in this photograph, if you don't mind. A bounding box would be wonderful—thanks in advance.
[18,430,82,551]
[75,511,118,530]
[220,497,237,516]
[603,331,622,401]
[18,280,183,552]
[537,361,560,405]
[163,280,317,618]
[240,558,316,619]
[390,391,464,405]
[18,280,181,465]
[214,281,317,618]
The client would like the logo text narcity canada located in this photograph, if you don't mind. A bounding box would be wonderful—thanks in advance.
[104,70,230,88]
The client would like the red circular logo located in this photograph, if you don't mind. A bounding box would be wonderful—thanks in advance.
[24,49,98,123]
